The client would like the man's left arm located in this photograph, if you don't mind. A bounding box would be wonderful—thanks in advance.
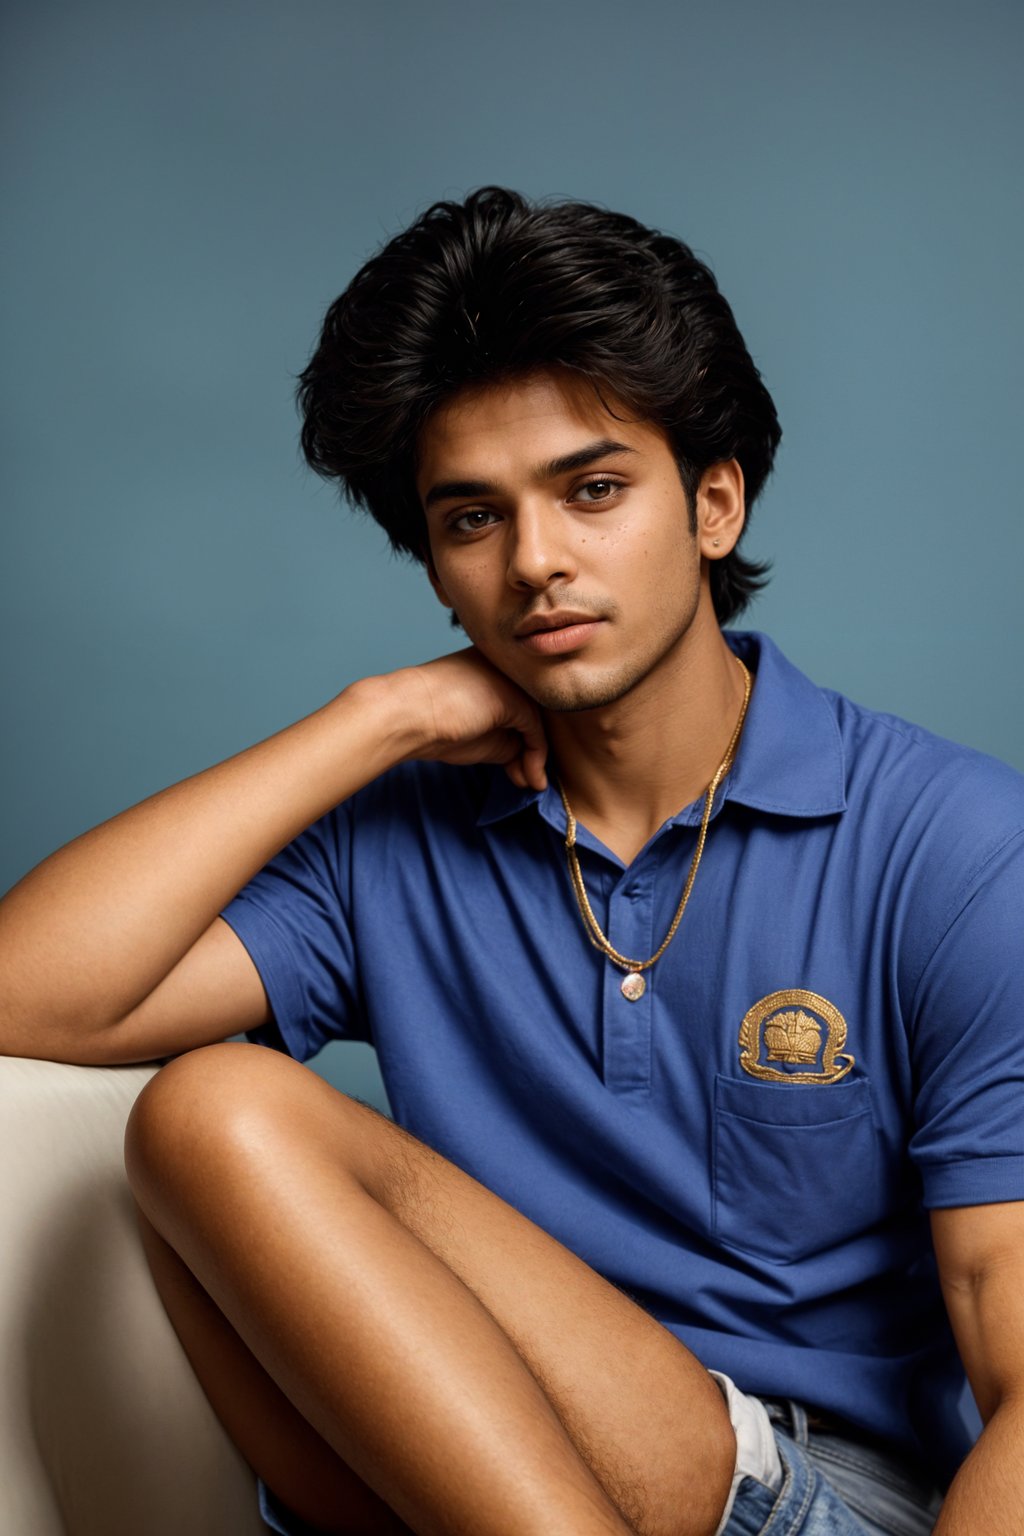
[931,1202,1024,1533]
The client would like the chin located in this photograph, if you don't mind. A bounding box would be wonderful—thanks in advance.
[527,662,648,714]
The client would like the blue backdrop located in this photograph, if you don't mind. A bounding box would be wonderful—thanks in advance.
[3,0,1021,1108]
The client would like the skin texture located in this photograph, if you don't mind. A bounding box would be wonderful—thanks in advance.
[929,1204,1024,1533]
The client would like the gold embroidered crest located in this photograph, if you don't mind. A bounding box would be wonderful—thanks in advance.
[739,990,854,1083]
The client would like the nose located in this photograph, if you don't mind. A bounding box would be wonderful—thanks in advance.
[505,499,578,591]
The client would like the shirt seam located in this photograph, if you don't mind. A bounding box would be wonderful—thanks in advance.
[916,1151,1024,1170]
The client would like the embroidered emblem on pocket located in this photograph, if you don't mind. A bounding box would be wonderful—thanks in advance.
[739,989,855,1083]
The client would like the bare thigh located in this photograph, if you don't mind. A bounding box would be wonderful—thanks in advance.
[124,1041,733,1536]
[132,1203,414,1533]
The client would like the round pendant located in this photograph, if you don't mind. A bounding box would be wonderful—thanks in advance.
[620,972,646,1002]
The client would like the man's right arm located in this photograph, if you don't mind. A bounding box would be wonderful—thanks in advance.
[0,651,548,1066]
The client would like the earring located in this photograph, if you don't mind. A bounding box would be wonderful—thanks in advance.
[712,538,721,547]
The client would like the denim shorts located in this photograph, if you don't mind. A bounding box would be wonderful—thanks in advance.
[258,1475,323,1535]
[256,1396,947,1536]
[722,1398,946,1536]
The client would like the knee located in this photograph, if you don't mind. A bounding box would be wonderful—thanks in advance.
[123,1041,369,1204]
[652,1375,737,1536]
[123,1040,280,1198]
[688,1386,739,1536]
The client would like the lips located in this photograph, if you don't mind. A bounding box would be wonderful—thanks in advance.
[515,617,606,656]
[513,610,602,638]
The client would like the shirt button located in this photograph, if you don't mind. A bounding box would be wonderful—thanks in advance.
[625,885,641,899]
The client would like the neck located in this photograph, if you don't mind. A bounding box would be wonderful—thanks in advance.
[543,605,750,865]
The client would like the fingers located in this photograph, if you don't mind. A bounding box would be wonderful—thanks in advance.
[521,730,548,790]
[431,647,549,792]
[503,759,528,790]
[522,742,549,793]
[505,698,548,794]
[500,734,548,794]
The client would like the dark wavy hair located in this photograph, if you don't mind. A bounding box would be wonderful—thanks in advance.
[298,186,780,625]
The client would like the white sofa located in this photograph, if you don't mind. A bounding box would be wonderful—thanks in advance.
[1,1055,267,1536]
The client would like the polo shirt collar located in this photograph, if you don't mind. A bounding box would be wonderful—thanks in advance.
[475,629,847,829]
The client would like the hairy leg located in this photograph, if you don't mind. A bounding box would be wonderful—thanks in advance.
[124,1042,734,1536]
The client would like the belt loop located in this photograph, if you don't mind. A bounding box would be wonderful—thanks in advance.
[788,1400,809,1446]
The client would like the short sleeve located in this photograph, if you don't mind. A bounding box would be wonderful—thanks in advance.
[908,828,1024,1207]
[219,796,368,1061]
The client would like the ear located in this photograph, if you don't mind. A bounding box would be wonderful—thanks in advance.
[696,459,746,561]
[420,543,454,611]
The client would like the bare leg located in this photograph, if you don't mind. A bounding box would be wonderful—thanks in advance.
[125,1043,734,1536]
[132,1205,414,1533]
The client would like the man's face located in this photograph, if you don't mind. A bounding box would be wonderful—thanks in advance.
[416,367,708,713]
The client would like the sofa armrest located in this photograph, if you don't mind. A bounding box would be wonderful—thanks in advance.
[0,1056,266,1535]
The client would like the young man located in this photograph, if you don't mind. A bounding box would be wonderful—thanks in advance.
[2,186,1023,1536]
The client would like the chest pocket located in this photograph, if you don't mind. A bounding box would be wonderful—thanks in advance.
[712,1074,882,1265]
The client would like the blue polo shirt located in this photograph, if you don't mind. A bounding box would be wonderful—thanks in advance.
[220,629,1024,1484]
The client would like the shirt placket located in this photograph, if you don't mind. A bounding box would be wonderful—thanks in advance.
[600,859,657,1095]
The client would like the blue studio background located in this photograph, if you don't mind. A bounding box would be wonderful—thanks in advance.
[2,0,1021,1115]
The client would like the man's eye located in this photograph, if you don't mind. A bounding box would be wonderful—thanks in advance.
[574,478,622,502]
[451,509,499,533]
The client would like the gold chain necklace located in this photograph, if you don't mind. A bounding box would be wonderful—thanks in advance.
[555,654,753,1002]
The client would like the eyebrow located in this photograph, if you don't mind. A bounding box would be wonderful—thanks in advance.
[422,438,640,512]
